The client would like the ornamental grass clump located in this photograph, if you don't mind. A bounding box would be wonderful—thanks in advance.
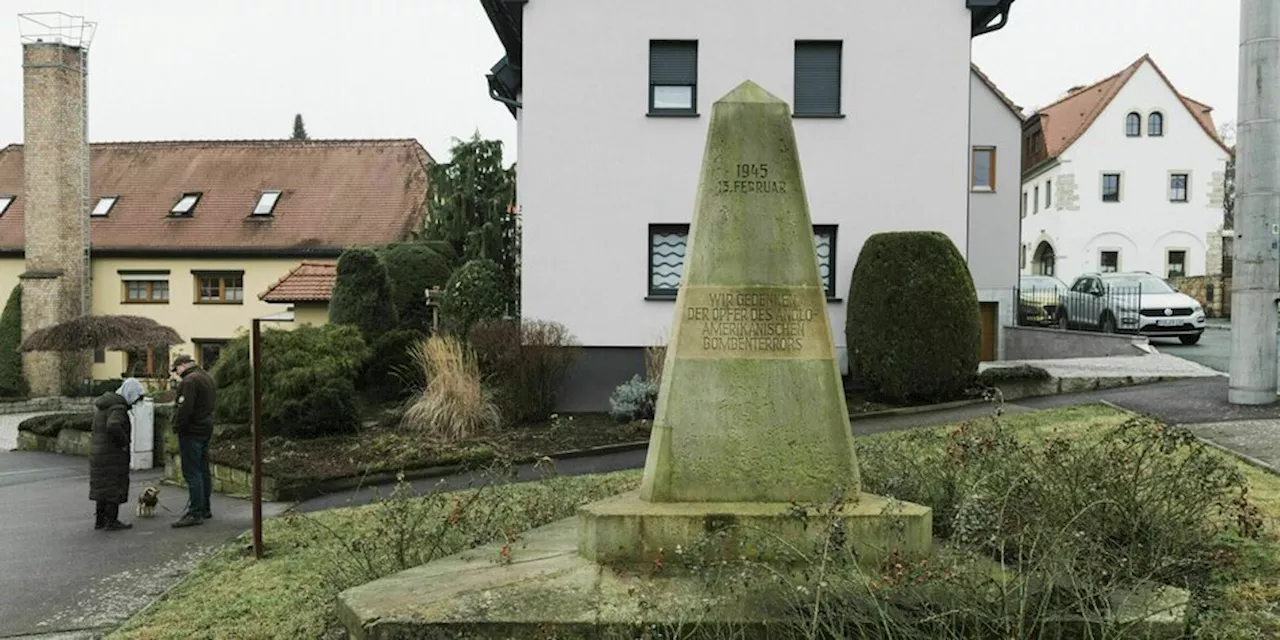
[400,335,500,443]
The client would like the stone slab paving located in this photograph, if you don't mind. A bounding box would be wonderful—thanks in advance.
[982,353,1224,379]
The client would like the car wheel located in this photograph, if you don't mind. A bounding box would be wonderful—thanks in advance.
[1100,313,1116,334]
[1179,334,1201,346]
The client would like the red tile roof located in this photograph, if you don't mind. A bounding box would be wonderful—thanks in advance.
[259,261,337,303]
[0,139,432,255]
[1029,54,1232,164]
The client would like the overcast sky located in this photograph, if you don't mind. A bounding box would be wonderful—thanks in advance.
[0,1,1242,162]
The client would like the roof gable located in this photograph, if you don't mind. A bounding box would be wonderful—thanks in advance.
[1028,54,1231,163]
[971,63,1024,121]
[259,261,337,303]
[0,139,433,255]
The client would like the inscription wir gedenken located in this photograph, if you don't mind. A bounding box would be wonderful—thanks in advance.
[683,289,821,353]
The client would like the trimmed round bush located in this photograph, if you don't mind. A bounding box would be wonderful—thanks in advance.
[328,247,399,343]
[845,231,981,404]
[376,243,454,333]
[439,258,509,337]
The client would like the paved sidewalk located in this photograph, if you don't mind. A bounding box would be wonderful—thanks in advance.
[982,353,1223,379]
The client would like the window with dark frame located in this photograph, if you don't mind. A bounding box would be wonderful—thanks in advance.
[649,40,698,115]
[0,196,13,216]
[794,40,842,117]
[1021,192,1027,218]
[195,272,245,304]
[1100,251,1119,273]
[1149,112,1164,137]
[125,346,170,378]
[1169,173,1189,202]
[1167,250,1187,278]
[123,279,169,303]
[1033,185,1039,213]
[252,190,282,216]
[647,224,839,299]
[971,147,996,191]
[1125,112,1141,137]
[194,339,228,368]
[1102,173,1121,202]
[1045,180,1052,208]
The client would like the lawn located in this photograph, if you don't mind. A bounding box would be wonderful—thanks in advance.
[208,413,651,484]
[110,404,1280,639]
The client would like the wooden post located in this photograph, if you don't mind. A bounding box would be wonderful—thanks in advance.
[250,318,263,559]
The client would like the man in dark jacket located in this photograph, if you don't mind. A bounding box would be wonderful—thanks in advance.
[91,378,143,531]
[171,355,216,528]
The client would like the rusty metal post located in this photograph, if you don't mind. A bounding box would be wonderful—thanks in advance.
[250,318,263,559]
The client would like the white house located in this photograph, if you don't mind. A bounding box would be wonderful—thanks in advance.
[1019,54,1232,282]
[480,0,1019,411]
[969,64,1025,361]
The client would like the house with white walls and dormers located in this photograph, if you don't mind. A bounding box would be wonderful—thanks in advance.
[480,0,1020,411]
[1019,54,1232,282]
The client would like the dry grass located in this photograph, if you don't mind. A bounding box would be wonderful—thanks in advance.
[400,336,500,443]
[644,332,667,384]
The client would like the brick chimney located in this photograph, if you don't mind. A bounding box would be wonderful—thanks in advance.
[21,27,92,395]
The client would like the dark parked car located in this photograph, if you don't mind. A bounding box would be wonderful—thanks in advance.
[1018,275,1068,326]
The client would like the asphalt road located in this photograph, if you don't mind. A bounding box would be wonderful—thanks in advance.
[1156,326,1280,375]
[0,449,288,638]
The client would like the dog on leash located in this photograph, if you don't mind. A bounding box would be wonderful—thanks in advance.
[136,486,159,517]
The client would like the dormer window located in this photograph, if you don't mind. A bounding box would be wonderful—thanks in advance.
[170,192,201,216]
[0,196,13,216]
[1125,112,1141,137]
[92,196,118,217]
[1148,112,1164,137]
[252,190,281,216]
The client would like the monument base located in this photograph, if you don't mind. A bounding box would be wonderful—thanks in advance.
[578,490,932,569]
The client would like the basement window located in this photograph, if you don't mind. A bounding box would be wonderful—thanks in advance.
[252,190,281,216]
[170,192,201,216]
[0,196,13,216]
[92,196,118,217]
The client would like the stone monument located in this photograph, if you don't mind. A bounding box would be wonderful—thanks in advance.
[338,81,932,638]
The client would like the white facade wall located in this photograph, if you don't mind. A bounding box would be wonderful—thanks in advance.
[519,0,973,364]
[1020,62,1229,282]
[968,69,1024,358]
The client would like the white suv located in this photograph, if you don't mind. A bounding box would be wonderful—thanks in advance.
[1057,272,1207,345]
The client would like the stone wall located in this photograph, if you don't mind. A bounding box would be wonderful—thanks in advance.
[1003,326,1148,360]
[21,42,91,395]
[1170,275,1231,318]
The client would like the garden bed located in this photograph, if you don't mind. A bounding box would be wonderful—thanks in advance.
[113,404,1280,638]
[196,413,651,497]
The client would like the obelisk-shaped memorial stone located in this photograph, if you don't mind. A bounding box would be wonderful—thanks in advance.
[639,80,859,504]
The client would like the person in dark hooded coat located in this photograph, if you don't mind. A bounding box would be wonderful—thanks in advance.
[90,378,143,531]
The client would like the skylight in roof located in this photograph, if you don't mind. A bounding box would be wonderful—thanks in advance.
[92,196,117,217]
[0,196,12,216]
[171,193,201,215]
[252,190,281,216]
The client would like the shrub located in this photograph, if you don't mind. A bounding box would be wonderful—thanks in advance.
[376,243,454,333]
[362,328,425,402]
[608,375,658,423]
[438,258,509,337]
[0,285,26,398]
[328,247,399,343]
[846,231,981,404]
[468,318,580,425]
[18,412,93,437]
[400,335,500,442]
[211,324,370,438]
[975,364,1051,386]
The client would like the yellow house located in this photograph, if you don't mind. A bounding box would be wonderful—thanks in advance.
[0,139,432,380]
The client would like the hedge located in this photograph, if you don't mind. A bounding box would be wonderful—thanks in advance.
[328,247,399,344]
[376,243,454,333]
[0,285,26,398]
[439,258,509,337]
[845,231,981,404]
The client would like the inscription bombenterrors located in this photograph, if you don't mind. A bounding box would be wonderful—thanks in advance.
[716,163,788,196]
[677,287,826,358]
